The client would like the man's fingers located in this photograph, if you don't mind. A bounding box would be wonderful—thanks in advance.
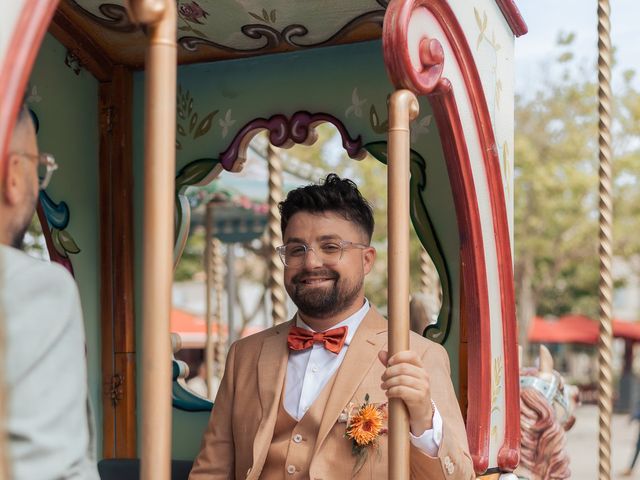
[384,385,424,401]
[381,374,426,391]
[381,362,428,382]
[378,350,389,367]
[387,350,423,368]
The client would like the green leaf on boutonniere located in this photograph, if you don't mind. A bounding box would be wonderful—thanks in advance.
[352,445,368,477]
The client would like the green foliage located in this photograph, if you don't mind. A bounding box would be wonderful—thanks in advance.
[515,36,640,320]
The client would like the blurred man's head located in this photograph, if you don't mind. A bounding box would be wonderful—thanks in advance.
[0,106,40,248]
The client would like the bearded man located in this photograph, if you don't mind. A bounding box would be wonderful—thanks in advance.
[189,174,473,479]
[0,106,99,479]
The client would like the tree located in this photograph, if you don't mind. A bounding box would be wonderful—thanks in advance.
[514,35,640,353]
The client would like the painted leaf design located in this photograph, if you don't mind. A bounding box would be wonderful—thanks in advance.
[369,105,388,134]
[51,229,68,258]
[178,25,191,31]
[176,140,182,150]
[473,7,482,29]
[248,12,264,22]
[270,9,276,23]
[483,12,488,29]
[175,158,219,189]
[370,105,379,128]
[59,229,81,254]
[188,97,193,116]
[352,448,368,477]
[364,142,389,165]
[194,110,218,139]
[177,123,186,136]
[262,8,269,21]
[476,33,483,50]
[192,28,207,37]
[189,112,198,133]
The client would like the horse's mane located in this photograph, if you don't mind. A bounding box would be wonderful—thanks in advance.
[520,386,572,480]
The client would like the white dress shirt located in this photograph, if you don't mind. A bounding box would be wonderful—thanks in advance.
[283,300,443,456]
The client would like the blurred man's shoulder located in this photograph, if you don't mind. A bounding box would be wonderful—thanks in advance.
[0,244,76,290]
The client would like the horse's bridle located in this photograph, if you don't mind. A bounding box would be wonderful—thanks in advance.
[520,372,573,424]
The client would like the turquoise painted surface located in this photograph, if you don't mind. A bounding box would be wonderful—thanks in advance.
[134,40,462,458]
[29,34,102,454]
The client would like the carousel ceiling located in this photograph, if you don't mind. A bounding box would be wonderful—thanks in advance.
[54,0,388,67]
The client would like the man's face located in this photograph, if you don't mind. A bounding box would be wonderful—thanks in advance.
[4,115,39,248]
[282,211,375,320]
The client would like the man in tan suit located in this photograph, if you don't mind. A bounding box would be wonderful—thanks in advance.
[190,174,474,479]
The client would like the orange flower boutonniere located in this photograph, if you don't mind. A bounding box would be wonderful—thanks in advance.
[344,394,388,475]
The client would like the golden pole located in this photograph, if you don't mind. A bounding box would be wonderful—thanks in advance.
[126,1,176,479]
[597,0,613,479]
[267,145,286,326]
[204,203,214,399]
[212,237,225,375]
[387,89,419,480]
[419,248,431,297]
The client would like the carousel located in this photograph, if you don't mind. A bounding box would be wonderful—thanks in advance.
[2,1,614,479]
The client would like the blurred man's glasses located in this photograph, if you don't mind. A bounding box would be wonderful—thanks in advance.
[276,240,369,268]
[11,152,58,189]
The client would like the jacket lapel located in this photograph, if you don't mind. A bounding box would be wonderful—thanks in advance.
[313,309,387,456]
[249,319,292,478]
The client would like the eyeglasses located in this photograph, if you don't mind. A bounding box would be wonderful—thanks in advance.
[10,151,58,189]
[276,240,369,268]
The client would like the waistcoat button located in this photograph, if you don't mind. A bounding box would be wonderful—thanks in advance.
[293,433,303,443]
[287,464,296,474]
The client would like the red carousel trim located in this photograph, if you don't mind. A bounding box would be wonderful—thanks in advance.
[495,0,528,37]
[429,80,492,473]
[425,2,520,471]
[0,0,59,172]
[383,0,520,473]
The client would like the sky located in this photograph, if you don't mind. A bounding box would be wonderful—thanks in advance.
[514,0,640,95]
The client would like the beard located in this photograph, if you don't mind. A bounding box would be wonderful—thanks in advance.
[286,267,363,319]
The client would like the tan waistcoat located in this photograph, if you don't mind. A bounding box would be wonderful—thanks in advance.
[259,373,338,480]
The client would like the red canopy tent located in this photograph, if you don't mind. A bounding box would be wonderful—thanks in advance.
[528,315,640,344]
[171,308,263,348]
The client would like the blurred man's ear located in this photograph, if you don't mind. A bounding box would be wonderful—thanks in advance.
[2,154,23,207]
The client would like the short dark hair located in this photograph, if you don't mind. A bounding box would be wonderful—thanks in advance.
[279,173,375,242]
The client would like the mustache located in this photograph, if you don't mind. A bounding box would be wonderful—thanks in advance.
[292,269,339,283]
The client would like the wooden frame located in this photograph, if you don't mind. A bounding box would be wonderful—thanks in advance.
[98,65,137,458]
[49,11,138,458]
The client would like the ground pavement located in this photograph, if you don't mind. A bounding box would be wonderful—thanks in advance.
[565,404,637,478]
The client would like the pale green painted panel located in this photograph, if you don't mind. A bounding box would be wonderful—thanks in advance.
[28,34,102,455]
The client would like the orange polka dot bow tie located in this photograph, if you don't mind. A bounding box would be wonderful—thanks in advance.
[287,325,348,354]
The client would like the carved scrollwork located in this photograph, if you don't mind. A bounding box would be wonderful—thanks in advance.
[219,111,366,173]
[68,1,138,32]
[382,0,444,94]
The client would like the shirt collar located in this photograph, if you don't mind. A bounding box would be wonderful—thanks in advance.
[296,299,370,346]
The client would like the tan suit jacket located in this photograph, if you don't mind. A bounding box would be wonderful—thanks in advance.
[189,308,474,479]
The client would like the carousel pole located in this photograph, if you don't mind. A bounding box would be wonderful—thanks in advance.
[126,2,176,480]
[382,2,444,477]
[597,1,613,479]
[419,248,430,296]
[387,90,419,480]
[267,144,287,326]
[204,203,215,399]
[212,237,225,372]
